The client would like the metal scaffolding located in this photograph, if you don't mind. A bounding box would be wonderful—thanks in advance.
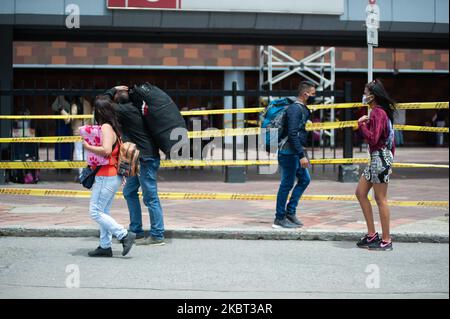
[259,46,336,146]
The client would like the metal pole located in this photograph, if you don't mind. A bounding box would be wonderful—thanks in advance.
[259,46,265,90]
[268,47,273,91]
[368,44,373,83]
[0,27,13,184]
[343,81,353,159]
[232,81,237,161]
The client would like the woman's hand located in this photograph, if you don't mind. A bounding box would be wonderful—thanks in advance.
[358,115,369,124]
[83,140,91,150]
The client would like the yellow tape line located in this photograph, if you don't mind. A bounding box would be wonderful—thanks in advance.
[310,102,449,111]
[1,102,447,120]
[0,136,82,143]
[0,159,447,169]
[0,115,94,120]
[0,188,447,207]
[187,127,261,138]
[181,108,264,116]
[395,102,449,110]
[394,125,449,133]
[0,109,265,120]
[309,103,365,111]
[0,128,260,142]
[2,122,447,144]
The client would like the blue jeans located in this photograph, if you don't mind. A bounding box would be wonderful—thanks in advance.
[123,157,164,240]
[276,153,311,220]
[89,175,127,249]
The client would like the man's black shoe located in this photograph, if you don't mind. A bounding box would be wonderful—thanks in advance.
[286,214,304,227]
[135,233,145,240]
[88,246,113,257]
[120,232,136,256]
[272,218,298,229]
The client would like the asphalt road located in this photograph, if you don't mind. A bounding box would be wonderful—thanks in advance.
[0,237,448,299]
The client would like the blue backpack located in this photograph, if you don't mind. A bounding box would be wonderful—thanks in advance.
[260,97,295,153]
[386,119,395,150]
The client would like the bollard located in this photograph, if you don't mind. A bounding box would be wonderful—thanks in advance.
[225,81,246,183]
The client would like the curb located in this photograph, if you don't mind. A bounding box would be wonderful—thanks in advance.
[0,226,448,243]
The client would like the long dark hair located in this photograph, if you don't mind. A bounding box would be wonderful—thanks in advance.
[366,79,397,123]
[71,95,83,115]
[94,96,121,138]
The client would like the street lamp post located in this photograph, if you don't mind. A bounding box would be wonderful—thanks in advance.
[366,0,380,83]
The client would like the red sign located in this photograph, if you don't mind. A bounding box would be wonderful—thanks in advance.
[107,0,179,10]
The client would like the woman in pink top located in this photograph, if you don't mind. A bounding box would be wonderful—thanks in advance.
[355,80,397,251]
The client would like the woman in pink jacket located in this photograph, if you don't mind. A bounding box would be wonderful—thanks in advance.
[355,79,397,251]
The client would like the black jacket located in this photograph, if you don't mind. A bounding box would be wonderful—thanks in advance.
[104,88,159,158]
[279,102,311,158]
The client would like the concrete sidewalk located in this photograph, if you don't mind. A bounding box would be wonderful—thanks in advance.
[0,147,448,243]
[0,177,448,243]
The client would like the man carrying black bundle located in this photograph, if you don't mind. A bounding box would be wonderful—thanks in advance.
[104,85,165,246]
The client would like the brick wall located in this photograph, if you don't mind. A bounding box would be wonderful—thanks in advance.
[13,42,449,71]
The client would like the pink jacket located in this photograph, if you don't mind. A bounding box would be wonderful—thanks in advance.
[358,106,395,156]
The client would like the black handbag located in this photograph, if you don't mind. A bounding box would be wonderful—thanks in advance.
[79,166,101,189]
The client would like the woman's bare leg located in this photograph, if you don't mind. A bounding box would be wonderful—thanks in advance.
[355,175,376,234]
[373,183,391,242]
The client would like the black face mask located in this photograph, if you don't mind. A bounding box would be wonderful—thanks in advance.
[306,95,316,105]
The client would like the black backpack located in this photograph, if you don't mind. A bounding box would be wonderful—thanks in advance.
[129,83,188,158]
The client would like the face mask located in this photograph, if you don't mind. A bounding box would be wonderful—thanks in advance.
[363,94,374,104]
[306,94,316,105]
[362,95,368,104]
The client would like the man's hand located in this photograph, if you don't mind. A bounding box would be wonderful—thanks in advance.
[300,157,309,168]
[114,85,128,91]
[358,115,369,124]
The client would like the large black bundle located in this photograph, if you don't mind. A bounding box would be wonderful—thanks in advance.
[129,83,187,158]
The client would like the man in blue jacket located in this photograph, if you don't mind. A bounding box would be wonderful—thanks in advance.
[273,81,316,229]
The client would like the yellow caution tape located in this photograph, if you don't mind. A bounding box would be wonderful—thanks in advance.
[0,161,87,169]
[223,120,260,125]
[0,128,261,142]
[307,121,358,130]
[187,127,261,138]
[0,188,447,207]
[0,108,265,120]
[2,123,446,144]
[0,159,447,169]
[384,200,449,208]
[181,108,264,116]
[394,125,449,133]
[0,115,94,120]
[0,102,447,121]
[393,163,450,169]
[161,160,275,168]
[309,103,365,111]
[309,102,449,111]
[0,136,82,143]
[395,102,449,110]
